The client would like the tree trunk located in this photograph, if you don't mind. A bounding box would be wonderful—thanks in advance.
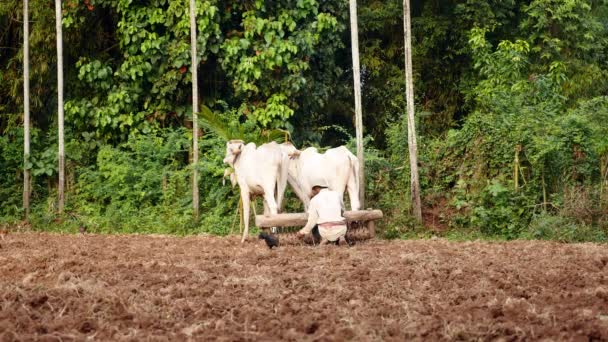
[189,0,200,220]
[403,0,422,222]
[349,0,365,208]
[23,0,30,219]
[55,0,65,214]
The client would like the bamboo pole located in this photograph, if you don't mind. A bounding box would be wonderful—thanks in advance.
[403,0,422,222]
[55,0,65,213]
[349,0,365,208]
[189,0,200,220]
[23,0,30,219]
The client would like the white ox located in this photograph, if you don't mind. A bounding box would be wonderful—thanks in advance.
[280,142,361,211]
[223,140,288,243]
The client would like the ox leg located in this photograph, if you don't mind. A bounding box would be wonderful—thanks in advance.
[263,200,277,234]
[263,188,279,234]
[347,175,360,211]
[287,175,310,211]
[241,191,251,243]
[263,200,269,216]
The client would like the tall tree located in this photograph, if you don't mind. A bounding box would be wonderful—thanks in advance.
[403,0,422,222]
[55,0,65,213]
[23,0,30,219]
[349,0,365,208]
[189,0,199,220]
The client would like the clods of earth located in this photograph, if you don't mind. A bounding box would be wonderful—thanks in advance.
[1,233,607,341]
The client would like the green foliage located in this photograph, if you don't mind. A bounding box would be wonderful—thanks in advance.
[522,213,608,243]
[0,129,24,217]
[58,0,343,143]
[422,17,608,240]
[63,0,222,142]
[196,105,290,145]
[221,1,340,127]
[33,127,240,235]
[453,179,533,239]
[68,128,190,232]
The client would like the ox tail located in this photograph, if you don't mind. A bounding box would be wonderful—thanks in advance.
[276,152,290,213]
[348,151,361,210]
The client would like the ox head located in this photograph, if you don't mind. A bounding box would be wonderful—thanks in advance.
[223,140,245,166]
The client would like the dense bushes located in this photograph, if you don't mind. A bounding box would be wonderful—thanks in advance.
[373,25,608,241]
[0,127,239,235]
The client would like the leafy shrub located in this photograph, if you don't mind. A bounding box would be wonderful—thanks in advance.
[523,213,608,243]
[468,180,533,239]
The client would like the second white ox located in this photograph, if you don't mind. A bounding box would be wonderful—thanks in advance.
[280,142,361,211]
[223,140,289,243]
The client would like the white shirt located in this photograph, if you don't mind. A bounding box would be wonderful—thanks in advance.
[300,189,345,234]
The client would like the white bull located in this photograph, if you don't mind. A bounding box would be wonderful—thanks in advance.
[280,142,360,211]
[223,140,289,243]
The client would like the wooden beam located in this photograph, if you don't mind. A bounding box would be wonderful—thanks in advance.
[255,210,383,228]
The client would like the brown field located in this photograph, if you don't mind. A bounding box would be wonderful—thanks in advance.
[1,232,607,341]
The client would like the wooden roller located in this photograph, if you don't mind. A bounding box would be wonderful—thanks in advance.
[255,209,383,228]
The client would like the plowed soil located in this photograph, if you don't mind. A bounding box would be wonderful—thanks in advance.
[1,233,607,341]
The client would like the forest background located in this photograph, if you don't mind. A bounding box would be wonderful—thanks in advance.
[1,0,608,242]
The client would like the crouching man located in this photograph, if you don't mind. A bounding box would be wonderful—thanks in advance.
[296,185,353,246]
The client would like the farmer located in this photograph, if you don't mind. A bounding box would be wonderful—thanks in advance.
[296,185,352,246]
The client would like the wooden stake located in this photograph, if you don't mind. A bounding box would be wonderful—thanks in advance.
[367,220,376,238]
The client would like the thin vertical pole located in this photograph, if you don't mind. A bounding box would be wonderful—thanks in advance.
[189,0,200,220]
[56,0,65,213]
[23,0,31,219]
[403,0,422,222]
[349,0,365,208]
